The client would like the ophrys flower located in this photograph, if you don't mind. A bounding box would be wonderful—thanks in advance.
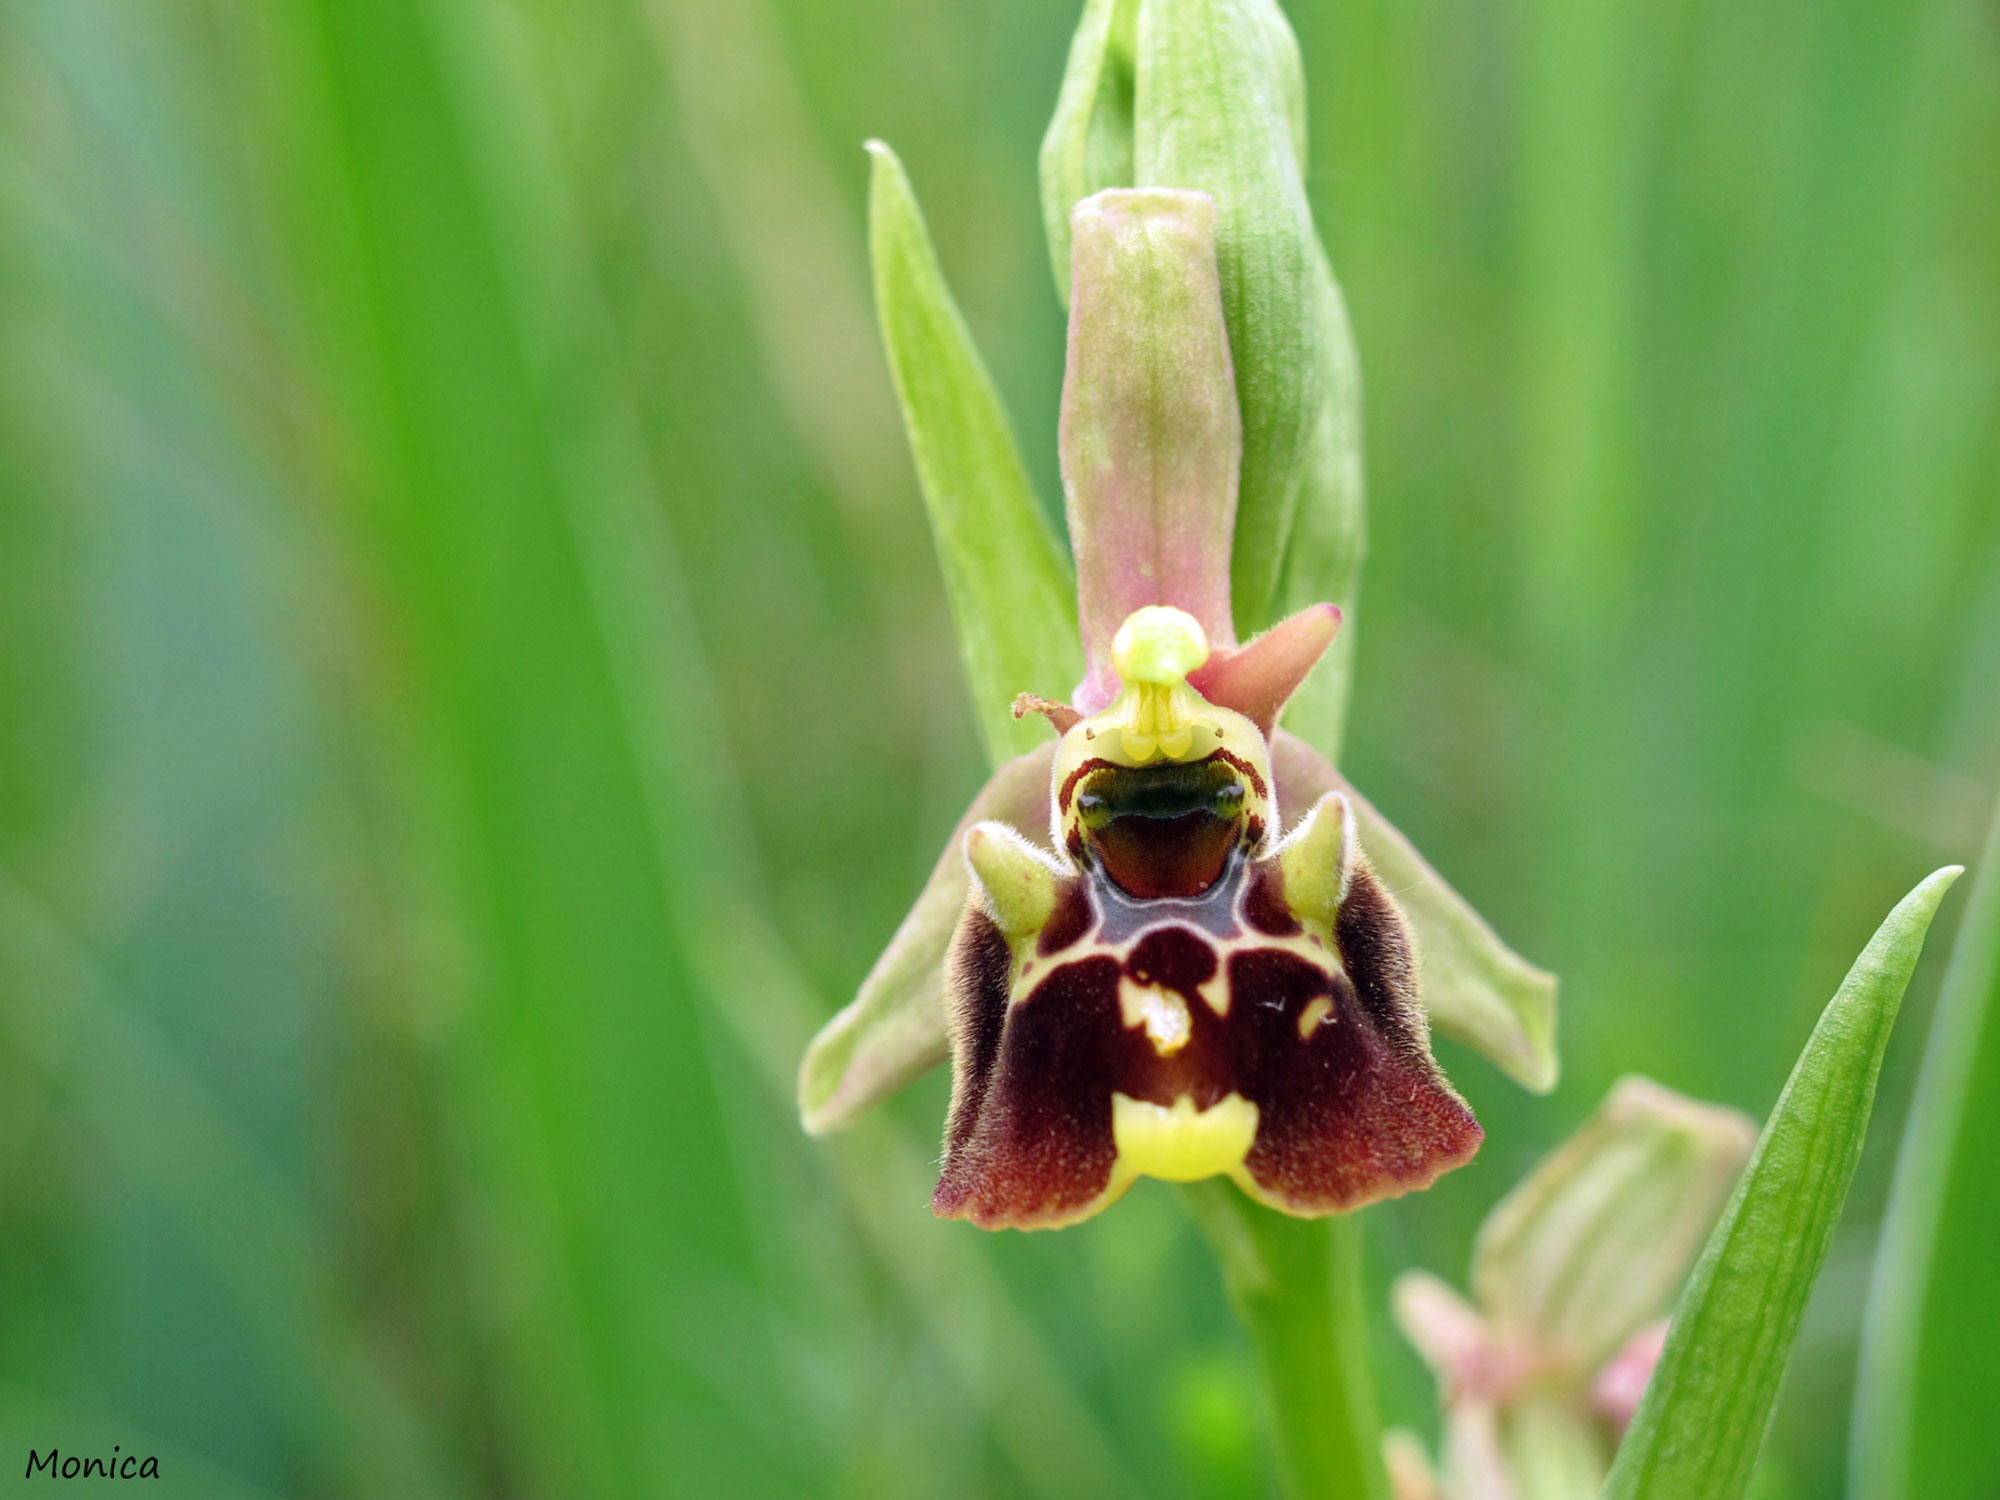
[801,174,1546,1230]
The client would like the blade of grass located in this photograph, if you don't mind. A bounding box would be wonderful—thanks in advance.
[386,14,1140,1485]
[867,140,1083,762]
[1852,799,2000,1500]
[299,0,799,1492]
[1602,865,1963,1500]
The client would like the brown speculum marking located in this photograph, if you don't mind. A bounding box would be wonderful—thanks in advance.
[1076,756,1246,899]
[935,612,1481,1231]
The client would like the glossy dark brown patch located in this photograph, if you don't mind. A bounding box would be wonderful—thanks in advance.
[1242,861,1301,936]
[1037,877,1094,956]
[1076,756,1250,899]
[1091,808,1237,899]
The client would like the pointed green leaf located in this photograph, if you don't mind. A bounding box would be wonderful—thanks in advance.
[798,743,1054,1133]
[1603,865,1963,1500]
[1134,0,1321,634]
[867,141,1083,763]
[1854,804,2000,1500]
[1039,0,1138,305]
[1270,732,1561,1091]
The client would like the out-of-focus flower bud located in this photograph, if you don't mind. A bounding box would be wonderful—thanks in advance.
[1388,1078,1756,1499]
[1385,1429,1446,1500]
[1472,1076,1757,1374]
[1591,1321,1668,1435]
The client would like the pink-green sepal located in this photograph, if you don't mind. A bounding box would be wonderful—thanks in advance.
[798,744,1054,1134]
[1062,187,1241,713]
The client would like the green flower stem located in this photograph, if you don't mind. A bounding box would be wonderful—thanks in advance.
[1183,1183,1391,1500]
[1502,1391,1606,1500]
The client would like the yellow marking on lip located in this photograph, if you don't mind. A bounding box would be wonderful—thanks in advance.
[1197,969,1231,1018]
[1110,1092,1259,1185]
[1297,996,1333,1039]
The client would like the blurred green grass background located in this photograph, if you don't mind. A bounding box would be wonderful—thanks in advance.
[0,0,1994,1496]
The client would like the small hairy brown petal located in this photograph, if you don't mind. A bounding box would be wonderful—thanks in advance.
[941,911,1014,1160]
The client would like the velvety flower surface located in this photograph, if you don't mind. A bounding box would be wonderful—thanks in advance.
[936,605,1480,1228]
[801,149,1558,1233]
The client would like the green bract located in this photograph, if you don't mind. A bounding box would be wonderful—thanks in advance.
[1603,866,1962,1500]
[1062,188,1242,712]
[1268,252,1366,764]
[866,141,1082,765]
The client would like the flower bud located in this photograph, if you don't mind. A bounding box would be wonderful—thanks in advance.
[1388,1078,1755,1499]
[1472,1076,1756,1373]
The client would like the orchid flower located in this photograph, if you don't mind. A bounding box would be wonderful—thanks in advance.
[1386,1077,1757,1500]
[797,0,1559,1234]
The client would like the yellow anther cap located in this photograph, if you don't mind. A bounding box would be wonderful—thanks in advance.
[1111,607,1209,686]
